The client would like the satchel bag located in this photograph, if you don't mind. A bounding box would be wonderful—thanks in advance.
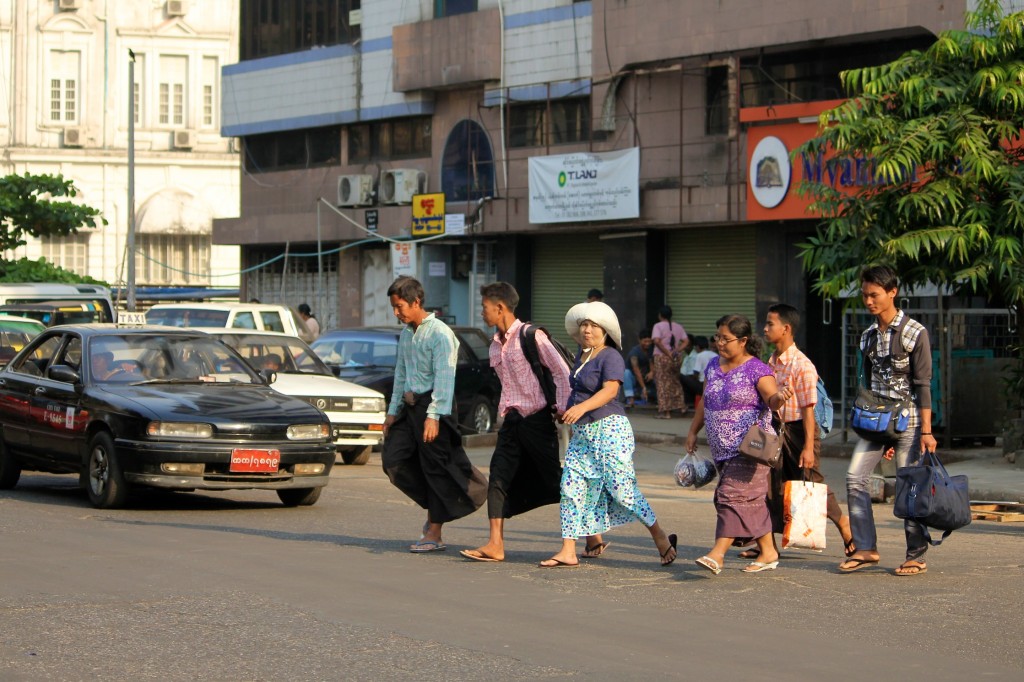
[850,387,911,444]
[738,416,783,469]
[893,451,971,546]
[782,479,828,550]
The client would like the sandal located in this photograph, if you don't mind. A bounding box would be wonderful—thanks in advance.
[894,560,927,577]
[659,534,678,566]
[582,541,610,559]
[738,548,760,560]
[844,538,856,558]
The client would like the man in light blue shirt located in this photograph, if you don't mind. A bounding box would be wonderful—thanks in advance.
[382,276,486,552]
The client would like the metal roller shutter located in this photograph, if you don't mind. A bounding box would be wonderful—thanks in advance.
[532,234,604,347]
[666,227,756,340]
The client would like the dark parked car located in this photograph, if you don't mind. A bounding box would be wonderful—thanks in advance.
[310,325,501,434]
[0,325,335,508]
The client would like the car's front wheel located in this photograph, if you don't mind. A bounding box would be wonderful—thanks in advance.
[340,446,371,465]
[277,487,322,506]
[0,439,21,489]
[86,431,128,509]
[466,397,495,434]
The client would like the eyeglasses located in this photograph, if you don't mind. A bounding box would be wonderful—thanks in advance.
[713,334,744,346]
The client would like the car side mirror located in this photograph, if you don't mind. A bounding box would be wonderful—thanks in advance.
[260,368,278,384]
[47,364,81,386]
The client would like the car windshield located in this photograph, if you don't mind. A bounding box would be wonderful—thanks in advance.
[86,333,261,384]
[210,333,334,376]
[145,308,230,327]
[311,335,398,369]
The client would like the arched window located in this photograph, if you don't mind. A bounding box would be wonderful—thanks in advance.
[441,120,495,202]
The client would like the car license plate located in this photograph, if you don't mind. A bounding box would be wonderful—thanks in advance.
[230,449,281,473]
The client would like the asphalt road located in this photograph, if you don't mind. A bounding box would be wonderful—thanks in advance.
[1,442,1022,681]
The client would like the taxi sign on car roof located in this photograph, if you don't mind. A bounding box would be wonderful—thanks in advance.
[116,311,147,326]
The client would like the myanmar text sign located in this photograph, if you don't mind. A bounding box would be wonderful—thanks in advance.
[412,193,445,236]
[528,148,640,224]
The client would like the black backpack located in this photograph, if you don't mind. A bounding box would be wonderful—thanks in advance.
[519,323,575,413]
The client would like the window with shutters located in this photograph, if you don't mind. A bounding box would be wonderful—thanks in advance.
[49,51,80,123]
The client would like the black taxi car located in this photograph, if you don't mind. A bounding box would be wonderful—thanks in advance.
[0,325,335,508]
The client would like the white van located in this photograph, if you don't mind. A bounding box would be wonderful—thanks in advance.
[0,283,114,322]
[144,302,314,342]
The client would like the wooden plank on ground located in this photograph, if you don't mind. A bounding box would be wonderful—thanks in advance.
[970,501,1024,522]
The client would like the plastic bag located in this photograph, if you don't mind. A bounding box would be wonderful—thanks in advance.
[674,451,717,489]
[782,480,828,550]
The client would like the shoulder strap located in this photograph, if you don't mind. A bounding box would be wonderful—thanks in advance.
[519,323,557,411]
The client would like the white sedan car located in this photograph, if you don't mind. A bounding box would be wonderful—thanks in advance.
[201,329,385,464]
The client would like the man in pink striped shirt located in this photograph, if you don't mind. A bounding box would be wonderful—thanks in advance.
[460,282,571,563]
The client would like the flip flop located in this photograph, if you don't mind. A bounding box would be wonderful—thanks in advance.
[581,541,610,559]
[538,558,579,568]
[844,539,857,558]
[409,540,447,553]
[837,557,879,572]
[894,561,927,577]
[459,549,502,563]
[660,534,678,566]
[743,560,779,573]
[695,555,721,575]
[738,548,760,560]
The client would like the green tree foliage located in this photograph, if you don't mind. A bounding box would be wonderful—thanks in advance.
[0,173,105,253]
[0,257,107,285]
[798,0,1024,318]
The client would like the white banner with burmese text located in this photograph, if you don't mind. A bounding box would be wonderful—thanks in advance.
[528,147,640,224]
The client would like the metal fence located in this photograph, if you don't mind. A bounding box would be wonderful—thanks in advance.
[840,306,1018,447]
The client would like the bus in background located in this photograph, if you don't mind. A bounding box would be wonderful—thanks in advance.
[0,283,114,322]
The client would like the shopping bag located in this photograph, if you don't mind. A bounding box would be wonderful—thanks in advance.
[781,479,828,550]
[674,450,717,489]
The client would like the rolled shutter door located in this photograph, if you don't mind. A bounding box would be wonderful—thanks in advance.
[532,234,603,347]
[666,227,756,339]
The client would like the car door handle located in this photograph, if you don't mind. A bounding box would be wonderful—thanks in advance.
[34,386,47,395]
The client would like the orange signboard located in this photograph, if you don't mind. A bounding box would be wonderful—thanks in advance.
[743,100,854,221]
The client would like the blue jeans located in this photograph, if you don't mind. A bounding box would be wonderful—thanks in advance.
[846,428,927,561]
[624,370,639,398]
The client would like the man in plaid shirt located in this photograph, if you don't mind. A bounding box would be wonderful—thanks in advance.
[761,304,854,560]
[460,282,570,563]
[840,265,935,576]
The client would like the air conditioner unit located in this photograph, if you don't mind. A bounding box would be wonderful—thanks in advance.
[166,0,187,16]
[380,169,427,205]
[58,0,82,10]
[173,129,196,149]
[63,127,85,147]
[337,174,375,207]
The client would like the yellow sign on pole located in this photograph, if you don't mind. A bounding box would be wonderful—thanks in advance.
[412,193,445,237]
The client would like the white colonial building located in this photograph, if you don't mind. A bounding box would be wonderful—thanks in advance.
[0,0,239,291]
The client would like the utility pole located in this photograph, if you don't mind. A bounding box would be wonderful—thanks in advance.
[127,49,137,312]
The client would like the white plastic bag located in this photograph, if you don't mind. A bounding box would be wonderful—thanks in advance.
[782,480,828,550]
[674,450,717,489]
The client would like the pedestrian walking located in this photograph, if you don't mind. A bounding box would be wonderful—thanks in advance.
[460,283,569,563]
[381,276,486,553]
[758,303,854,559]
[686,314,790,575]
[840,265,936,576]
[297,303,320,339]
[539,301,677,568]
[651,305,688,418]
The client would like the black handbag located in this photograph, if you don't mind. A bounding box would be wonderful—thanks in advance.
[893,451,971,545]
[850,387,910,444]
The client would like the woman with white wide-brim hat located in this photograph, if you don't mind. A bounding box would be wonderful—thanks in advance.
[539,301,677,568]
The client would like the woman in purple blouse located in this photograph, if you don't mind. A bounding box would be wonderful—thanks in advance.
[685,314,791,575]
[539,302,677,568]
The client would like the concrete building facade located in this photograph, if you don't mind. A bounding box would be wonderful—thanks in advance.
[217,0,969,384]
[0,0,240,293]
